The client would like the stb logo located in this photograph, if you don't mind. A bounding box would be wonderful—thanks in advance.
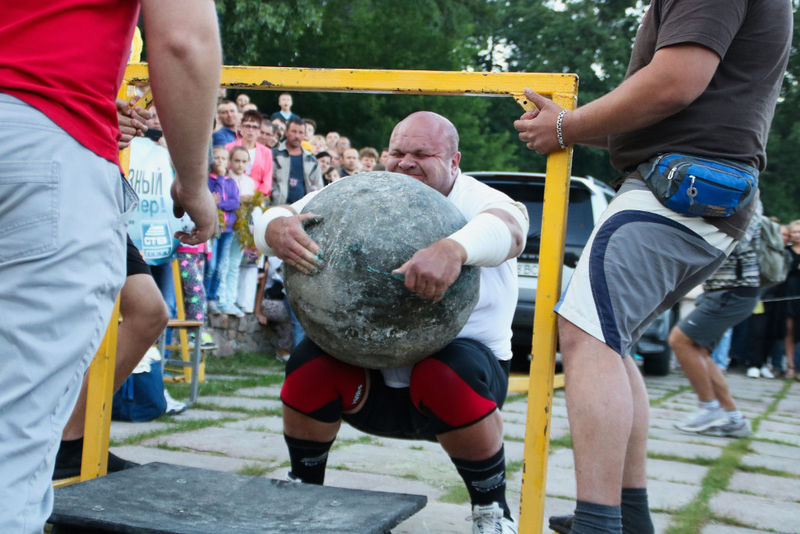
[141,222,172,261]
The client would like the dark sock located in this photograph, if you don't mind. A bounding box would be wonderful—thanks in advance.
[53,438,137,479]
[284,434,333,485]
[53,438,84,478]
[570,500,622,534]
[621,487,654,534]
[451,445,510,519]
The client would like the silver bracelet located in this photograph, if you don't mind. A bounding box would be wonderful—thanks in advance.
[556,109,568,150]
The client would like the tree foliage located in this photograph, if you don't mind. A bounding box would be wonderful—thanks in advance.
[758,3,800,222]
[216,0,799,219]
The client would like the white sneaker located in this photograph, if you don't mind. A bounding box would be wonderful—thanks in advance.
[163,390,187,415]
[760,366,775,379]
[470,503,517,534]
[674,406,728,433]
[746,367,761,378]
[702,416,752,438]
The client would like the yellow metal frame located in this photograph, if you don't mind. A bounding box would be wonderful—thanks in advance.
[53,297,120,489]
[113,64,577,533]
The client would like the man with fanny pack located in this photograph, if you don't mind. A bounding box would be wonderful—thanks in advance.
[513,1,791,533]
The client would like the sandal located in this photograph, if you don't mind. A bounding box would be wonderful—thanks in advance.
[786,367,795,379]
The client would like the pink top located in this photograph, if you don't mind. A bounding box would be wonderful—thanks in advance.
[225,139,274,196]
[176,243,207,254]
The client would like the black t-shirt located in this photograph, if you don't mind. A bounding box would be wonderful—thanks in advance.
[609,0,792,173]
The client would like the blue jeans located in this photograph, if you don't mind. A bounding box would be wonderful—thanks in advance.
[150,261,176,318]
[218,236,243,309]
[710,328,732,370]
[0,93,131,533]
[286,299,306,348]
[205,232,233,302]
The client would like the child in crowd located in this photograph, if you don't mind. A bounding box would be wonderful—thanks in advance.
[310,134,327,155]
[323,167,341,185]
[204,146,241,316]
[359,147,379,173]
[218,146,257,317]
[229,146,255,202]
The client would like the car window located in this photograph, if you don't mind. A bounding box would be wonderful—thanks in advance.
[479,181,595,254]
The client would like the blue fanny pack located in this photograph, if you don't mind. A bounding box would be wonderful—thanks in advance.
[637,153,758,218]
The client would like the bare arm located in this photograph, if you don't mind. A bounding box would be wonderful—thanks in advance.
[515,43,721,154]
[394,207,526,302]
[140,0,221,243]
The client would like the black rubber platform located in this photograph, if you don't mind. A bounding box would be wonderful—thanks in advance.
[50,462,426,533]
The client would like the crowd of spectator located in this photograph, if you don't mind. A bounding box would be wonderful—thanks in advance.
[164,90,389,354]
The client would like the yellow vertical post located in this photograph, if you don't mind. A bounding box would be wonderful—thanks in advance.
[79,297,121,480]
[517,91,576,533]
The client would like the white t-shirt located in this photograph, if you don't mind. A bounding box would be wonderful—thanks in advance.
[230,172,256,198]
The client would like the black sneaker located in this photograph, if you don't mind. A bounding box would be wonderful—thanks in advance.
[548,514,573,534]
[53,438,139,479]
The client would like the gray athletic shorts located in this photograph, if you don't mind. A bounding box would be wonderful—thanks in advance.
[677,288,760,351]
[556,178,737,357]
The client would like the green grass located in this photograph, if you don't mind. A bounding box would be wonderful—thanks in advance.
[505,393,528,404]
[188,402,282,417]
[646,452,715,466]
[440,483,470,504]
[664,380,793,534]
[333,435,375,450]
[649,384,693,408]
[736,464,800,479]
[237,463,273,477]
[749,435,800,448]
[109,416,238,447]
[165,373,283,400]
[205,352,286,375]
[548,434,573,450]
[506,459,524,475]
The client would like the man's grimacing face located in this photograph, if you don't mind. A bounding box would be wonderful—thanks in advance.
[385,114,460,196]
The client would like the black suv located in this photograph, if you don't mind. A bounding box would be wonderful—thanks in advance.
[467,171,673,376]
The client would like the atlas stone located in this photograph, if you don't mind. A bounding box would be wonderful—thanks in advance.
[285,172,480,368]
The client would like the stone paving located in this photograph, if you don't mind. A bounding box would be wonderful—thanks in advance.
[107,361,800,533]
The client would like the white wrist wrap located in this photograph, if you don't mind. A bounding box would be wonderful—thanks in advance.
[253,206,294,256]
[447,212,512,267]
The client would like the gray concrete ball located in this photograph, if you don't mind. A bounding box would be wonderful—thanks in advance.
[284,171,480,368]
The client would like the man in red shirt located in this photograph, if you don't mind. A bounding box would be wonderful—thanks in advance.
[0,2,221,532]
